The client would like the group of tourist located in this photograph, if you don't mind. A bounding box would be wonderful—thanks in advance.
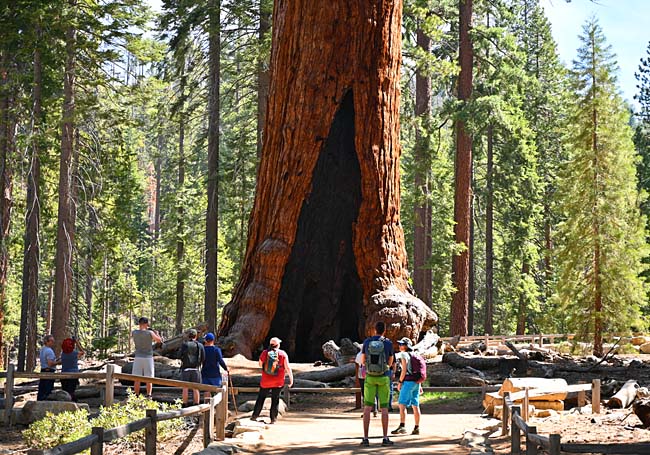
[37,317,421,446]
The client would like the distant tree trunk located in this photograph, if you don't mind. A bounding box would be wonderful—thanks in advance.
[52,2,77,349]
[256,0,271,158]
[468,179,474,335]
[592,66,603,357]
[175,70,186,335]
[204,0,221,332]
[218,0,437,360]
[19,30,42,371]
[0,53,14,365]
[451,0,473,336]
[516,261,529,335]
[154,154,162,240]
[413,26,433,307]
[485,123,494,335]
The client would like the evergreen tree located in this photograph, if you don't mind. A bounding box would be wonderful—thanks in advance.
[556,18,647,356]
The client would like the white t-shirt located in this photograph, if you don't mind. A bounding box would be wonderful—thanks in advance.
[395,351,411,378]
[355,351,366,379]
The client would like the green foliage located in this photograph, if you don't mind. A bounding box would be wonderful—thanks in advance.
[23,409,92,450]
[556,19,648,348]
[23,391,183,451]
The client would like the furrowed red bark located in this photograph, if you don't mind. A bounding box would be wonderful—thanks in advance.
[451,0,473,336]
[218,0,437,360]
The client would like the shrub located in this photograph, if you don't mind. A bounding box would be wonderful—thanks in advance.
[23,390,183,451]
[23,409,91,449]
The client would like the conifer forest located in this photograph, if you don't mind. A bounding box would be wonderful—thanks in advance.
[2,0,650,366]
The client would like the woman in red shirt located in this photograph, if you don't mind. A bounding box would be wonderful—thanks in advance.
[250,337,293,423]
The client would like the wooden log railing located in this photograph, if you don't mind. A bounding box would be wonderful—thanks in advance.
[502,379,650,454]
[441,332,648,348]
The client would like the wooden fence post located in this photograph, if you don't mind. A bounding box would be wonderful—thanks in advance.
[215,386,226,440]
[592,379,601,414]
[511,405,521,455]
[523,388,529,422]
[4,363,15,427]
[578,381,586,408]
[105,364,115,407]
[501,392,510,436]
[203,397,214,447]
[145,409,157,455]
[526,426,538,455]
[90,427,104,455]
[549,433,561,455]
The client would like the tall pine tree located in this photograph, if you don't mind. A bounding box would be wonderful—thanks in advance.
[556,18,647,356]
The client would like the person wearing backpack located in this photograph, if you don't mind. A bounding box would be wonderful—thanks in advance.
[391,337,425,436]
[360,321,394,447]
[180,328,205,406]
[201,332,229,401]
[251,337,293,424]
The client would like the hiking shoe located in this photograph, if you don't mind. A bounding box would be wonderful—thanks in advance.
[391,425,407,435]
[360,438,370,447]
[270,419,277,424]
[250,415,259,422]
[411,427,420,435]
[382,438,394,446]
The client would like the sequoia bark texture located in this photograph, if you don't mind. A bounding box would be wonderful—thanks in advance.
[218,0,437,360]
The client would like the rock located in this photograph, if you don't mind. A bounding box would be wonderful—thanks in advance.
[631,336,648,346]
[47,390,72,401]
[534,409,558,418]
[238,399,287,416]
[640,342,650,354]
[191,442,242,454]
[460,430,488,448]
[20,401,90,425]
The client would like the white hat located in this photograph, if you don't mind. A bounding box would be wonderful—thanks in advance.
[269,337,282,347]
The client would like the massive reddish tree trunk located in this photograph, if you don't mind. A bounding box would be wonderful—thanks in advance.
[52,4,77,348]
[218,0,437,360]
[451,0,473,336]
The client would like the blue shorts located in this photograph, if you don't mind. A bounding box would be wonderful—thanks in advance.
[398,381,420,407]
[202,376,222,386]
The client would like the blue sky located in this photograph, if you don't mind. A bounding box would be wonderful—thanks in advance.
[540,0,650,107]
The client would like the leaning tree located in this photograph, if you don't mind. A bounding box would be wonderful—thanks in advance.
[217,0,437,360]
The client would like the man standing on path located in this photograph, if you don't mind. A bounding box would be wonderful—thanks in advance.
[391,337,422,435]
[180,328,205,406]
[131,317,162,397]
[360,321,394,446]
[37,334,60,400]
[251,337,293,424]
[201,332,229,401]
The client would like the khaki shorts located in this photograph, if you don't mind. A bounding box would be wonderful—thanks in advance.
[133,357,154,377]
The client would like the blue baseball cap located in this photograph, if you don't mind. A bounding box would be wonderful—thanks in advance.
[204,332,215,341]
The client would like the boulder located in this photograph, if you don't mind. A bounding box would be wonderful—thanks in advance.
[191,442,242,454]
[640,342,650,354]
[20,401,90,425]
[631,336,648,346]
[238,398,287,416]
[47,390,72,402]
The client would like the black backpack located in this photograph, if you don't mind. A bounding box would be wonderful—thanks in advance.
[181,341,202,368]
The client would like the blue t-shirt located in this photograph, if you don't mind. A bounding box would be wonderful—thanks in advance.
[362,335,394,377]
[40,346,56,371]
[61,351,80,372]
[202,345,228,379]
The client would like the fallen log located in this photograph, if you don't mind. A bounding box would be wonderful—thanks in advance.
[633,399,650,427]
[155,322,209,357]
[501,377,568,395]
[294,363,356,382]
[413,329,440,353]
[230,375,326,388]
[484,391,564,416]
[443,352,501,370]
[607,379,639,409]
[322,339,359,367]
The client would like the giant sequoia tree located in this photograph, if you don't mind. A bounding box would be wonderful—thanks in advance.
[218,0,437,360]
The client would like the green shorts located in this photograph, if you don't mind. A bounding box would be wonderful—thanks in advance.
[364,375,390,408]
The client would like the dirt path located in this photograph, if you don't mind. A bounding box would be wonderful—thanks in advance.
[250,410,483,454]
[234,393,486,454]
